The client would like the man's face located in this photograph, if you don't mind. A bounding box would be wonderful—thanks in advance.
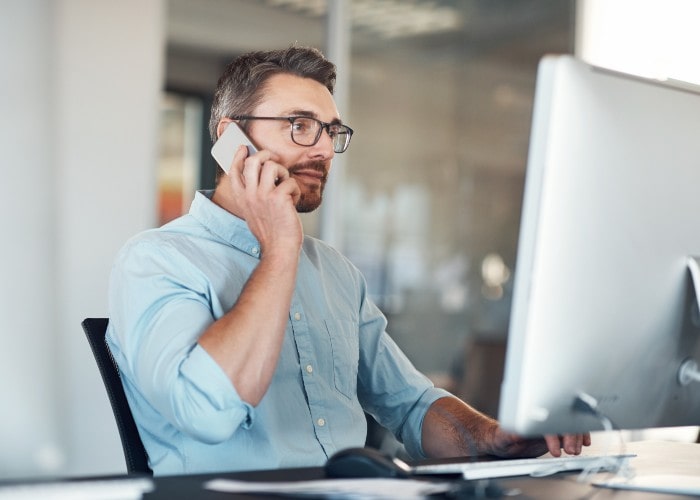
[246,73,339,213]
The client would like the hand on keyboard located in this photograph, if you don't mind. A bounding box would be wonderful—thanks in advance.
[413,453,635,480]
[491,428,592,459]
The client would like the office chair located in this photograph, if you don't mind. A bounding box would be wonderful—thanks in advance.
[81,317,152,475]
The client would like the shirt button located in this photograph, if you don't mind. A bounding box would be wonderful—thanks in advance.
[317,418,326,427]
[251,246,259,255]
[293,312,301,321]
[305,364,313,374]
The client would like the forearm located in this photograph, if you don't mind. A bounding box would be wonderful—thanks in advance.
[421,396,587,459]
[421,396,499,458]
[198,249,299,406]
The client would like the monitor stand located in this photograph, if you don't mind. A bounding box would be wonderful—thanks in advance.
[676,257,700,386]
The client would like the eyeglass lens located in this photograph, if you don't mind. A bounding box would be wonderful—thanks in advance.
[291,117,351,153]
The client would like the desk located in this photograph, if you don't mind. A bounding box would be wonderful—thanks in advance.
[144,441,700,499]
[2,441,698,499]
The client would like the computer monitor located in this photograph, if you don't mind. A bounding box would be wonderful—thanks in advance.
[498,55,700,436]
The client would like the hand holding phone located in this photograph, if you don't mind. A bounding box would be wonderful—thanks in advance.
[211,122,257,174]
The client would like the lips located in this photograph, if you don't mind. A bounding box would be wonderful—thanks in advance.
[292,169,325,182]
[288,161,328,184]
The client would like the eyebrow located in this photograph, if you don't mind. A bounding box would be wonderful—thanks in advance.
[286,109,343,125]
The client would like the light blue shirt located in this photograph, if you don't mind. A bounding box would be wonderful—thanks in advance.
[107,190,450,475]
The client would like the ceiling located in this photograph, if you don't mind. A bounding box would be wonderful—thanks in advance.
[165,0,573,92]
[166,0,572,56]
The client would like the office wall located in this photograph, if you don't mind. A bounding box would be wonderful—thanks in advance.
[0,0,165,477]
[0,0,58,479]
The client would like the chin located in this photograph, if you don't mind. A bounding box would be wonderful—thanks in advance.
[296,199,321,213]
[296,193,323,213]
[295,185,324,213]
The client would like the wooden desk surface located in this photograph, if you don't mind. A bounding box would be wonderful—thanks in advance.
[496,440,700,500]
[611,439,700,477]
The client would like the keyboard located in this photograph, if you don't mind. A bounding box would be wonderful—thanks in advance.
[0,477,154,500]
[412,453,635,480]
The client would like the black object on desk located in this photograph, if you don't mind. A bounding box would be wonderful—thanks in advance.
[324,447,412,478]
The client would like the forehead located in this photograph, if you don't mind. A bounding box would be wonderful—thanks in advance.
[254,73,339,120]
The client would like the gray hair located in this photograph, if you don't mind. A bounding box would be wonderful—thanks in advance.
[208,46,337,143]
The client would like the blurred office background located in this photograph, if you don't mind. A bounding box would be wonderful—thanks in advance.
[2,0,699,479]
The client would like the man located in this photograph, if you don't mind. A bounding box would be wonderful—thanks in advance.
[107,46,589,475]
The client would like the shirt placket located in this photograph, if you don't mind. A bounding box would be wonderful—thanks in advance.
[288,297,335,456]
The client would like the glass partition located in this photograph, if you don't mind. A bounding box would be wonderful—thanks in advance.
[162,0,575,418]
[341,1,574,415]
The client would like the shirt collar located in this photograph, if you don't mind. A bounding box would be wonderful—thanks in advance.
[189,190,262,258]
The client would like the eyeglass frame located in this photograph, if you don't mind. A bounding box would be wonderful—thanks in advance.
[230,115,354,153]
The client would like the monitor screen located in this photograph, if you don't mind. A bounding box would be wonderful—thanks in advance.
[498,55,700,436]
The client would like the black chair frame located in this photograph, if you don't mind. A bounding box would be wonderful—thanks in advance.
[82,317,152,474]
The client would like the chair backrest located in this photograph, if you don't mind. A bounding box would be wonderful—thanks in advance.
[81,318,152,475]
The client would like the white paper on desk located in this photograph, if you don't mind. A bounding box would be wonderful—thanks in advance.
[205,477,454,499]
[594,474,700,496]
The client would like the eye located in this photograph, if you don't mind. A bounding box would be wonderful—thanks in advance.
[327,124,342,138]
[292,118,314,135]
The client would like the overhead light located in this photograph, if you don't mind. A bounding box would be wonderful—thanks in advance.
[267,0,462,39]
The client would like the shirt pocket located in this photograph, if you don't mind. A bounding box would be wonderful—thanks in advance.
[324,319,359,400]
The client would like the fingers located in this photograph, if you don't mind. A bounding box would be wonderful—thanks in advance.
[544,435,564,457]
[544,433,591,456]
[255,161,301,205]
[562,434,583,455]
[283,174,302,207]
[240,150,266,188]
[231,150,299,207]
[227,145,254,189]
[242,157,291,191]
[231,148,278,189]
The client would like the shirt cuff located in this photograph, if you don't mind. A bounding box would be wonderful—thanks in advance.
[175,344,255,443]
[401,387,453,460]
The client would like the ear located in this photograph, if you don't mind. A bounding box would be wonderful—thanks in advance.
[216,118,234,139]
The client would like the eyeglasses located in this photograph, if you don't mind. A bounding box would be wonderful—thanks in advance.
[231,115,353,153]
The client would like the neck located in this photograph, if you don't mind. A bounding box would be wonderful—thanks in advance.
[211,183,244,220]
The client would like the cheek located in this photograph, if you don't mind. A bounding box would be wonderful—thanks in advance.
[249,123,291,156]
[274,149,307,169]
[257,134,297,161]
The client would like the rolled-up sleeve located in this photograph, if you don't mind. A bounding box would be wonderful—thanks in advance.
[107,235,255,444]
[172,345,254,442]
[353,270,452,460]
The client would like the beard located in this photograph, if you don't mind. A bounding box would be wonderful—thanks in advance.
[288,160,329,213]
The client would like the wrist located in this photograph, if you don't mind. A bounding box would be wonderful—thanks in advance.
[261,242,301,262]
[479,418,501,455]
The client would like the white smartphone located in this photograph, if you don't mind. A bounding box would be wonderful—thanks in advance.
[211,122,257,173]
